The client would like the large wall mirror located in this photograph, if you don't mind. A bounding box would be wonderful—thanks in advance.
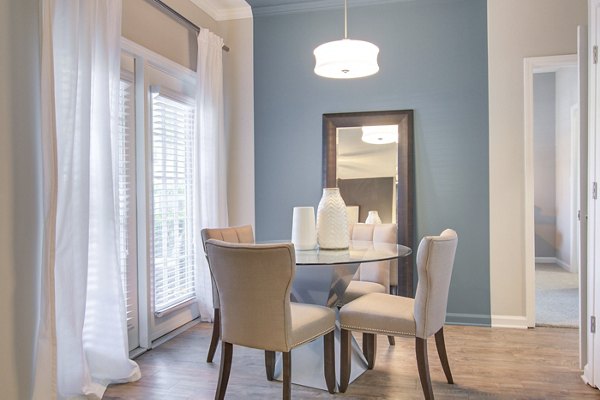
[323,110,415,296]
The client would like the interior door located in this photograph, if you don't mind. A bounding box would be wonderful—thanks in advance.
[579,24,589,372]
[586,1,600,387]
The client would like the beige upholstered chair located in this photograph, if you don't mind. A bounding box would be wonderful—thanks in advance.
[205,240,336,400]
[200,225,255,363]
[339,229,458,399]
[343,223,398,304]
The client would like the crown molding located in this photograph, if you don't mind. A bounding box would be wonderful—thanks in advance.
[190,0,252,21]
[218,6,254,20]
[251,0,406,17]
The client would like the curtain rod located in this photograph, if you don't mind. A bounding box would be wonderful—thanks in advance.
[151,0,230,52]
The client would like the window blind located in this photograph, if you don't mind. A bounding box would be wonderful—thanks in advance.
[150,88,196,314]
[118,76,136,330]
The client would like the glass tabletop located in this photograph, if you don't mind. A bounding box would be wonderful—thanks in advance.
[293,240,412,265]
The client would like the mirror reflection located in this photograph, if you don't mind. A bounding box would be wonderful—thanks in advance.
[336,125,398,225]
[322,110,414,296]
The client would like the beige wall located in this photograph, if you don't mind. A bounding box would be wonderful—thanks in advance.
[122,0,216,70]
[488,0,586,322]
[122,0,255,227]
[220,17,255,227]
[0,0,17,397]
[1,0,41,398]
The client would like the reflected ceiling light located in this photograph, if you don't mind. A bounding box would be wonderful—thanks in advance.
[313,0,379,79]
[361,125,398,144]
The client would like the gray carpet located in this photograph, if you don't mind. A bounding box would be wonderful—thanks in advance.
[536,263,578,328]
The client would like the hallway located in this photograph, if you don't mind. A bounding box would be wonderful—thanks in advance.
[536,262,578,327]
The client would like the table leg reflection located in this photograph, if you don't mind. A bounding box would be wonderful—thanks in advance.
[274,262,368,391]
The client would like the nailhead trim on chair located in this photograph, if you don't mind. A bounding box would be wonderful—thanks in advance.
[291,327,335,349]
[340,323,415,337]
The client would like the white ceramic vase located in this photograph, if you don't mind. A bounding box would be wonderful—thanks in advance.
[365,210,382,224]
[291,206,317,250]
[316,188,349,249]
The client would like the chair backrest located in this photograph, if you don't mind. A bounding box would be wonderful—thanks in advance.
[349,223,397,289]
[205,240,295,352]
[413,229,458,338]
[201,225,255,251]
[201,225,255,308]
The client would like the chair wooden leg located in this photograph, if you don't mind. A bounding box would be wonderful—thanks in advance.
[283,351,291,400]
[215,342,232,400]
[416,337,434,400]
[207,308,220,363]
[265,351,276,381]
[340,329,352,393]
[362,333,377,369]
[323,331,336,394]
[387,335,396,346]
[434,327,454,384]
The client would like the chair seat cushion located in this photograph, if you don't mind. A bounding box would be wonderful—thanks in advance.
[290,303,335,349]
[343,280,386,304]
[340,293,416,337]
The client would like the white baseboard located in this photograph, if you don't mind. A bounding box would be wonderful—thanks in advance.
[535,256,571,272]
[491,315,528,329]
[555,258,571,271]
[151,319,200,349]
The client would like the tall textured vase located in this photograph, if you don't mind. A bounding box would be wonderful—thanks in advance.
[316,188,349,249]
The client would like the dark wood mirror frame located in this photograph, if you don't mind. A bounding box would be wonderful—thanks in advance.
[323,110,415,297]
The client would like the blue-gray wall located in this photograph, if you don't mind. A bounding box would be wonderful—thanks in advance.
[253,0,490,325]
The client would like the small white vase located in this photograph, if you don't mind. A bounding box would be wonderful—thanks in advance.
[316,188,349,249]
[291,207,317,250]
[365,210,382,224]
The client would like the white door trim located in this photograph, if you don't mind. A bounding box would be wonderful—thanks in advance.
[523,54,578,328]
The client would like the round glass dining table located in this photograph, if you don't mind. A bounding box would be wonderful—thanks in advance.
[271,240,412,392]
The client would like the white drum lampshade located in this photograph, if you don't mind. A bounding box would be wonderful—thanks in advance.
[314,39,379,79]
[361,124,398,144]
[313,0,379,80]
[291,207,317,250]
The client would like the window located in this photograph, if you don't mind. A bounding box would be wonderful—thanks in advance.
[150,88,196,314]
[118,41,199,351]
[118,68,140,350]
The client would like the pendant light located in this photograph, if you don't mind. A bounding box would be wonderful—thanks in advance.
[313,0,379,79]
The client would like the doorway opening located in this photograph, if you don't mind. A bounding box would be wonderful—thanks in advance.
[525,54,581,330]
[533,69,579,327]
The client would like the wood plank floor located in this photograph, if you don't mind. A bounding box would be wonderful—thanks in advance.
[104,323,600,399]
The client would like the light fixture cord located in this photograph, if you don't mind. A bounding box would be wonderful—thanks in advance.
[344,0,348,39]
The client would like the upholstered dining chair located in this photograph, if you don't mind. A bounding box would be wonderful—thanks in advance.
[344,223,398,303]
[339,229,458,400]
[344,223,398,345]
[205,240,337,400]
[201,225,254,363]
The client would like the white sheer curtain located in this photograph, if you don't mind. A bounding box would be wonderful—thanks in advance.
[33,1,140,399]
[193,30,228,321]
